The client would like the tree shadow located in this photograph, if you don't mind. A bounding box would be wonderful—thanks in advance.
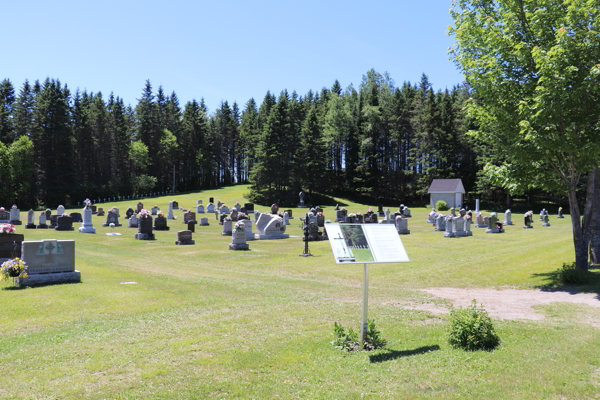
[532,268,600,299]
[369,345,440,363]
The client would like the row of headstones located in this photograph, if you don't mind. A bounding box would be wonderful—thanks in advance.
[76,191,174,206]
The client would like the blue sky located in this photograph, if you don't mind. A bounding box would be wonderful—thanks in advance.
[2,0,464,112]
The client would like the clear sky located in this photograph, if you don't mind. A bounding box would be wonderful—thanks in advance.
[2,0,464,113]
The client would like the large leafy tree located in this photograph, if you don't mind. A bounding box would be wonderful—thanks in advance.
[450,0,600,270]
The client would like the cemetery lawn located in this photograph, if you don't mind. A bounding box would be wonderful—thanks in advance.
[2,185,600,399]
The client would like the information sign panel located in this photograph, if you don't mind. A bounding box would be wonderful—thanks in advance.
[324,223,409,264]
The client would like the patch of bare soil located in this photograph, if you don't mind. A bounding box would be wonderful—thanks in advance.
[419,287,600,321]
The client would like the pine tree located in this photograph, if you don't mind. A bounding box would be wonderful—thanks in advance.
[0,79,16,143]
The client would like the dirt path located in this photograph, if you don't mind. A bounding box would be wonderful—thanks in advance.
[411,287,600,322]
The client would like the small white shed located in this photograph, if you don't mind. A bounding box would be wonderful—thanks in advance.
[428,179,466,209]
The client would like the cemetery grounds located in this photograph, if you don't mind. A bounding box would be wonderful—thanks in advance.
[1,185,600,399]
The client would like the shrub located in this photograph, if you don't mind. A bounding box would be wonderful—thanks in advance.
[447,300,500,351]
[435,200,449,211]
[556,262,591,285]
[332,320,387,352]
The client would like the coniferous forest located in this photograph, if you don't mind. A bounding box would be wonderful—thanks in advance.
[0,69,564,209]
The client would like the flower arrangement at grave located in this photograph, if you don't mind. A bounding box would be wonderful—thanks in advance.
[109,223,115,229]
[139,209,150,218]
[348,213,357,218]
[224,216,232,221]
[236,201,240,206]
[0,207,4,212]
[368,207,373,213]
[234,221,245,232]
[158,211,165,217]
[111,206,117,212]
[84,198,92,207]
[0,224,16,234]
[12,205,17,209]
[219,204,228,209]
[396,215,403,221]
[465,214,472,221]
[316,212,324,216]
[1,257,28,282]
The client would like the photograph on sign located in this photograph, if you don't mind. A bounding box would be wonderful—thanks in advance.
[324,223,410,264]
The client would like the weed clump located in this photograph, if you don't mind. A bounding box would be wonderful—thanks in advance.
[447,300,500,351]
[332,320,387,352]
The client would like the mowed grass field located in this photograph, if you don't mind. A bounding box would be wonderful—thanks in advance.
[2,185,600,399]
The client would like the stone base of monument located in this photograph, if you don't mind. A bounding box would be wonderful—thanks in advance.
[466,231,473,236]
[504,221,513,225]
[475,224,487,228]
[397,229,410,235]
[557,215,564,218]
[17,270,81,287]
[175,239,195,245]
[228,243,249,250]
[26,224,36,229]
[254,233,289,240]
[485,228,504,233]
[37,224,48,229]
[543,223,551,227]
[524,225,533,229]
[221,231,232,236]
[55,226,74,231]
[103,223,122,227]
[135,233,155,240]
[10,220,22,225]
[79,226,96,233]
[444,231,456,238]
[154,226,170,231]
[200,222,209,226]
[434,226,445,231]
[454,231,467,237]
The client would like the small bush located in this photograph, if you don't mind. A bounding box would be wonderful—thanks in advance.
[557,262,591,285]
[447,300,500,351]
[332,320,387,352]
[435,200,449,211]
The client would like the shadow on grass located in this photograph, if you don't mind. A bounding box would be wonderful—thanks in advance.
[532,266,600,298]
[369,345,440,363]
[3,281,82,291]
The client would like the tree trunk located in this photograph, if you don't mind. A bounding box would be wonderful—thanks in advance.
[590,167,600,265]
[569,169,597,271]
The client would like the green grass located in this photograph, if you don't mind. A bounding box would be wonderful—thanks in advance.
[2,185,600,399]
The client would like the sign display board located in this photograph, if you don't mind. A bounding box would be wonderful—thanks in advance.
[324,223,410,264]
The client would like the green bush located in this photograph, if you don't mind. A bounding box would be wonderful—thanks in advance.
[557,262,591,285]
[447,300,500,351]
[435,200,449,211]
[332,320,387,352]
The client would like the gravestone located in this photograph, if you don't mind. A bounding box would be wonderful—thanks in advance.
[128,214,138,228]
[283,211,290,226]
[200,217,209,226]
[475,213,487,228]
[57,205,65,216]
[222,220,233,236]
[125,207,134,219]
[504,210,513,226]
[460,208,467,217]
[102,211,122,227]
[113,207,120,217]
[26,209,36,229]
[151,206,159,215]
[464,217,473,236]
[524,212,534,229]
[183,211,196,224]
[197,200,204,207]
[254,210,261,222]
[255,213,289,240]
[136,202,144,213]
[435,214,446,231]
[10,206,21,225]
[486,214,504,233]
[91,205,97,214]
[444,217,456,238]
[45,209,52,221]
[56,215,74,231]
[284,209,293,218]
[230,210,239,221]
[219,205,230,214]
[271,204,279,214]
[154,215,170,231]
[37,211,48,229]
[0,232,24,263]
[395,217,410,235]
[403,207,411,218]
[79,207,96,234]
[50,215,59,228]
[235,203,241,212]
[196,204,204,213]
[175,230,195,245]
[454,216,467,237]
[16,239,80,286]
[244,203,254,213]
[136,215,155,240]
[476,199,480,214]
[543,214,551,227]
[540,209,545,221]
[172,200,179,209]
[187,221,195,232]
[207,204,215,213]
[219,214,229,225]
[336,210,345,222]
[427,209,437,224]
[317,214,325,227]
[298,191,305,207]
[557,208,564,218]
[241,219,254,241]
[70,212,82,223]
[97,207,104,217]
[364,212,377,224]
[377,205,384,217]
[209,197,214,204]
[229,222,249,250]
[168,201,176,219]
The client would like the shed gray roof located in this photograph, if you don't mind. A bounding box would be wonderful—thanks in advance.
[428,179,465,194]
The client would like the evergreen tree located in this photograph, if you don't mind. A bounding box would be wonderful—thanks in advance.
[0,79,16,143]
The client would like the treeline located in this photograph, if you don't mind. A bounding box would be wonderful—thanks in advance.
[0,69,559,210]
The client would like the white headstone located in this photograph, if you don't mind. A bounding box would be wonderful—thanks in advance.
[168,201,176,219]
[79,206,96,233]
[57,205,65,215]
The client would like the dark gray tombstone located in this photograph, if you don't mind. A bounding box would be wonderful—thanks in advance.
[175,230,195,245]
[56,215,74,231]
[70,212,83,223]
[136,216,155,240]
[154,215,170,231]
